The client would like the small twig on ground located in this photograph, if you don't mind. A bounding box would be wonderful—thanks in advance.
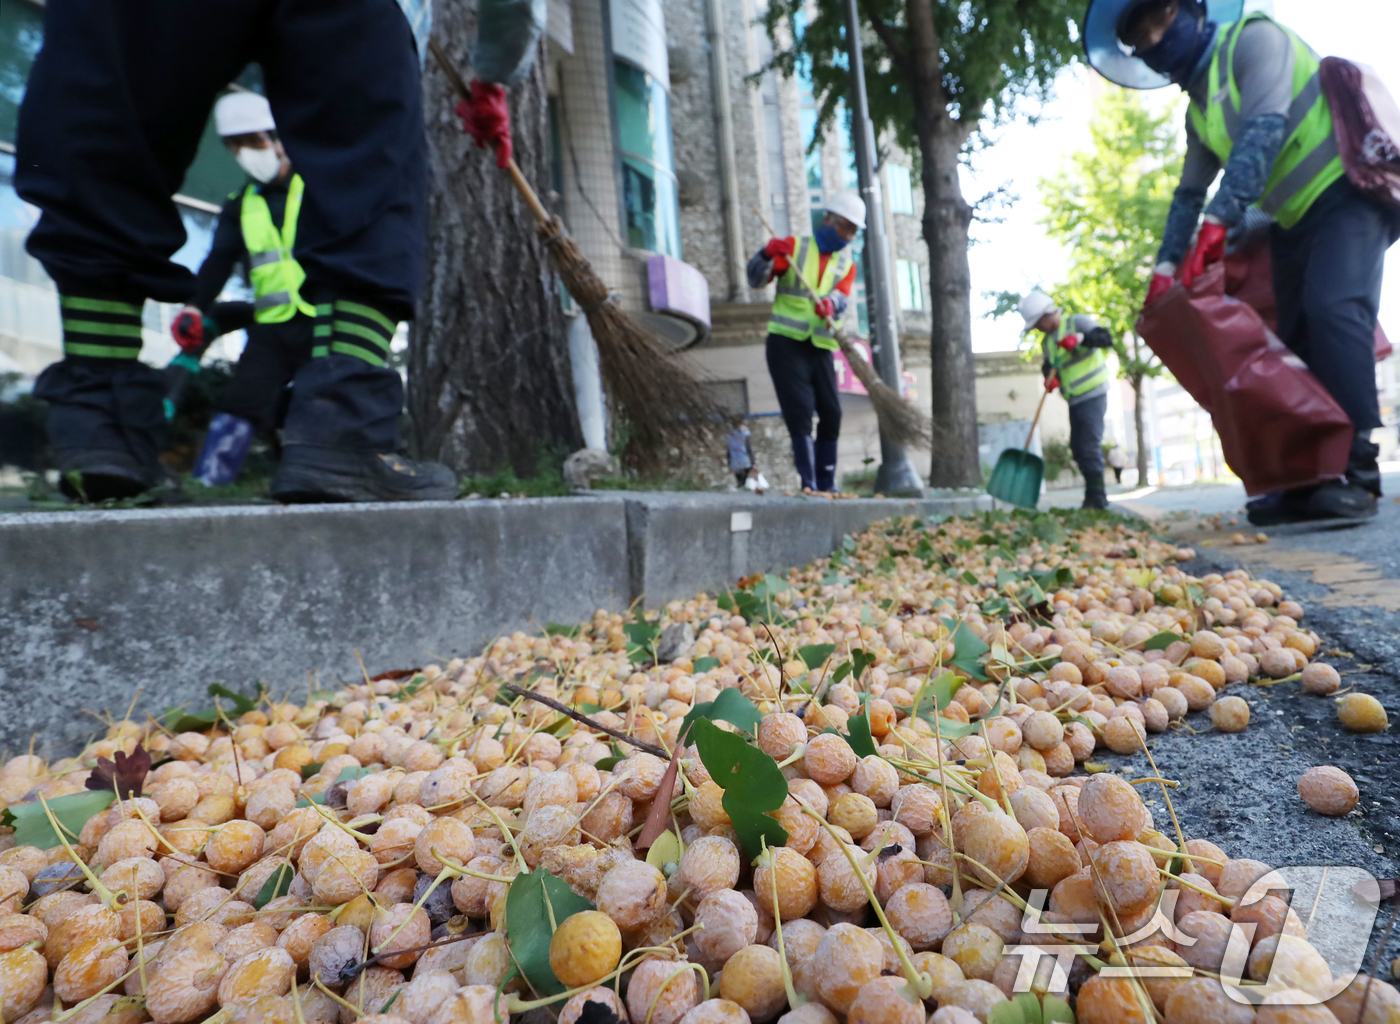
[498,683,669,758]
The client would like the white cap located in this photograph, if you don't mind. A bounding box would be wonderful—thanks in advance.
[1018,290,1057,332]
[823,190,867,231]
[214,92,276,137]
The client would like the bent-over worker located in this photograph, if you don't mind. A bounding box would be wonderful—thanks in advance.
[1087,0,1400,524]
[1020,290,1116,510]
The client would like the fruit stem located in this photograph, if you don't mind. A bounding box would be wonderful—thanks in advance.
[371,859,455,955]
[803,807,933,1001]
[34,792,120,909]
[644,963,710,1024]
[49,958,145,1021]
[775,745,806,769]
[760,842,807,1011]
[1159,870,1237,907]
[979,723,1016,817]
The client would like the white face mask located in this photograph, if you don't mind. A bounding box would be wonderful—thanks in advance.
[235,146,282,184]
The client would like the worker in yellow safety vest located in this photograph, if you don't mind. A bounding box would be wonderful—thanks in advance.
[747,191,864,492]
[1085,0,1400,525]
[170,92,320,487]
[1020,291,1117,509]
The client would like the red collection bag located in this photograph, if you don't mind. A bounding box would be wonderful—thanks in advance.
[1223,244,1392,360]
[1136,260,1354,496]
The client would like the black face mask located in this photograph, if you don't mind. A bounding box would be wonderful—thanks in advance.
[1135,4,1214,84]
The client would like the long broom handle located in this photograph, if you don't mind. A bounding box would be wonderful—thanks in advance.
[428,38,553,229]
[1025,384,1051,451]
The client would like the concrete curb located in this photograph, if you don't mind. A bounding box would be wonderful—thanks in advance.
[0,491,987,755]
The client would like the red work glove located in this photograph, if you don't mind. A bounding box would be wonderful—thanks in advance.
[1045,375,1059,393]
[814,297,835,320]
[1181,219,1228,287]
[764,237,794,275]
[1058,333,1079,351]
[1145,272,1174,307]
[171,310,204,353]
[455,80,513,169]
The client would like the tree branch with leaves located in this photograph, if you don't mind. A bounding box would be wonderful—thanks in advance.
[1038,90,1184,484]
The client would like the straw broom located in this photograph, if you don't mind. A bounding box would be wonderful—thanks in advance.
[754,208,934,450]
[428,39,721,471]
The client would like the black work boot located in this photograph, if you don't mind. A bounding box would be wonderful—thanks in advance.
[54,447,159,501]
[1082,475,1109,510]
[1306,481,1378,521]
[271,445,459,503]
[34,356,167,502]
[1246,489,1312,526]
[1346,437,1383,498]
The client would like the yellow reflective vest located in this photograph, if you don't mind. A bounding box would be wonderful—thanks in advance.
[1043,315,1110,401]
[236,174,316,323]
[1188,14,1343,230]
[767,236,854,352]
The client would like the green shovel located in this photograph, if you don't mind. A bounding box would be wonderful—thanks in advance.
[987,381,1052,508]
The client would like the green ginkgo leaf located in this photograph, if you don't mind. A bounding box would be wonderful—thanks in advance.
[690,718,789,859]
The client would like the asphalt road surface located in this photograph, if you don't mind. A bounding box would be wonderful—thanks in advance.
[1059,471,1400,980]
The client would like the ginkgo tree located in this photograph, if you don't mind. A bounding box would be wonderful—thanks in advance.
[760,0,1079,487]
[1039,90,1184,484]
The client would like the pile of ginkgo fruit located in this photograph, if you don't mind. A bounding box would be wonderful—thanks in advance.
[0,509,1392,1024]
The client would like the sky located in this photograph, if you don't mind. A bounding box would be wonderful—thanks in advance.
[963,0,1400,352]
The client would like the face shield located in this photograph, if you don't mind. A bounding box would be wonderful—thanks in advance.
[1082,0,1242,89]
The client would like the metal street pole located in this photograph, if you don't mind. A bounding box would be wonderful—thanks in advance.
[843,0,925,496]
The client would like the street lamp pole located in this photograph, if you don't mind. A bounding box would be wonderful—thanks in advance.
[843,0,925,496]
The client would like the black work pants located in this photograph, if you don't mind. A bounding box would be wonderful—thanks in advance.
[1271,179,1400,442]
[16,0,425,456]
[221,316,316,434]
[16,0,427,315]
[1068,393,1107,479]
[765,333,842,444]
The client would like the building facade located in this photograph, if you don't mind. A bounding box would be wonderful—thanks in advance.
[542,0,935,489]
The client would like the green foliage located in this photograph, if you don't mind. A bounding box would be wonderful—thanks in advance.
[844,713,878,757]
[458,461,570,498]
[759,0,1078,167]
[623,612,662,664]
[798,644,836,670]
[296,766,375,807]
[2,791,116,850]
[990,992,1077,1023]
[254,863,294,909]
[1041,438,1076,483]
[942,617,989,681]
[717,574,792,624]
[692,656,720,673]
[1143,630,1183,650]
[164,683,266,733]
[1039,90,1183,387]
[681,688,764,740]
[503,868,594,996]
[690,718,790,859]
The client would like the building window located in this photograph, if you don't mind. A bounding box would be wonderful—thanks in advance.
[887,163,914,215]
[896,259,924,311]
[613,61,681,258]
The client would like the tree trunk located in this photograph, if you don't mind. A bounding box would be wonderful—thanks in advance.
[1132,374,1149,485]
[918,121,981,487]
[907,0,980,488]
[408,8,582,475]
